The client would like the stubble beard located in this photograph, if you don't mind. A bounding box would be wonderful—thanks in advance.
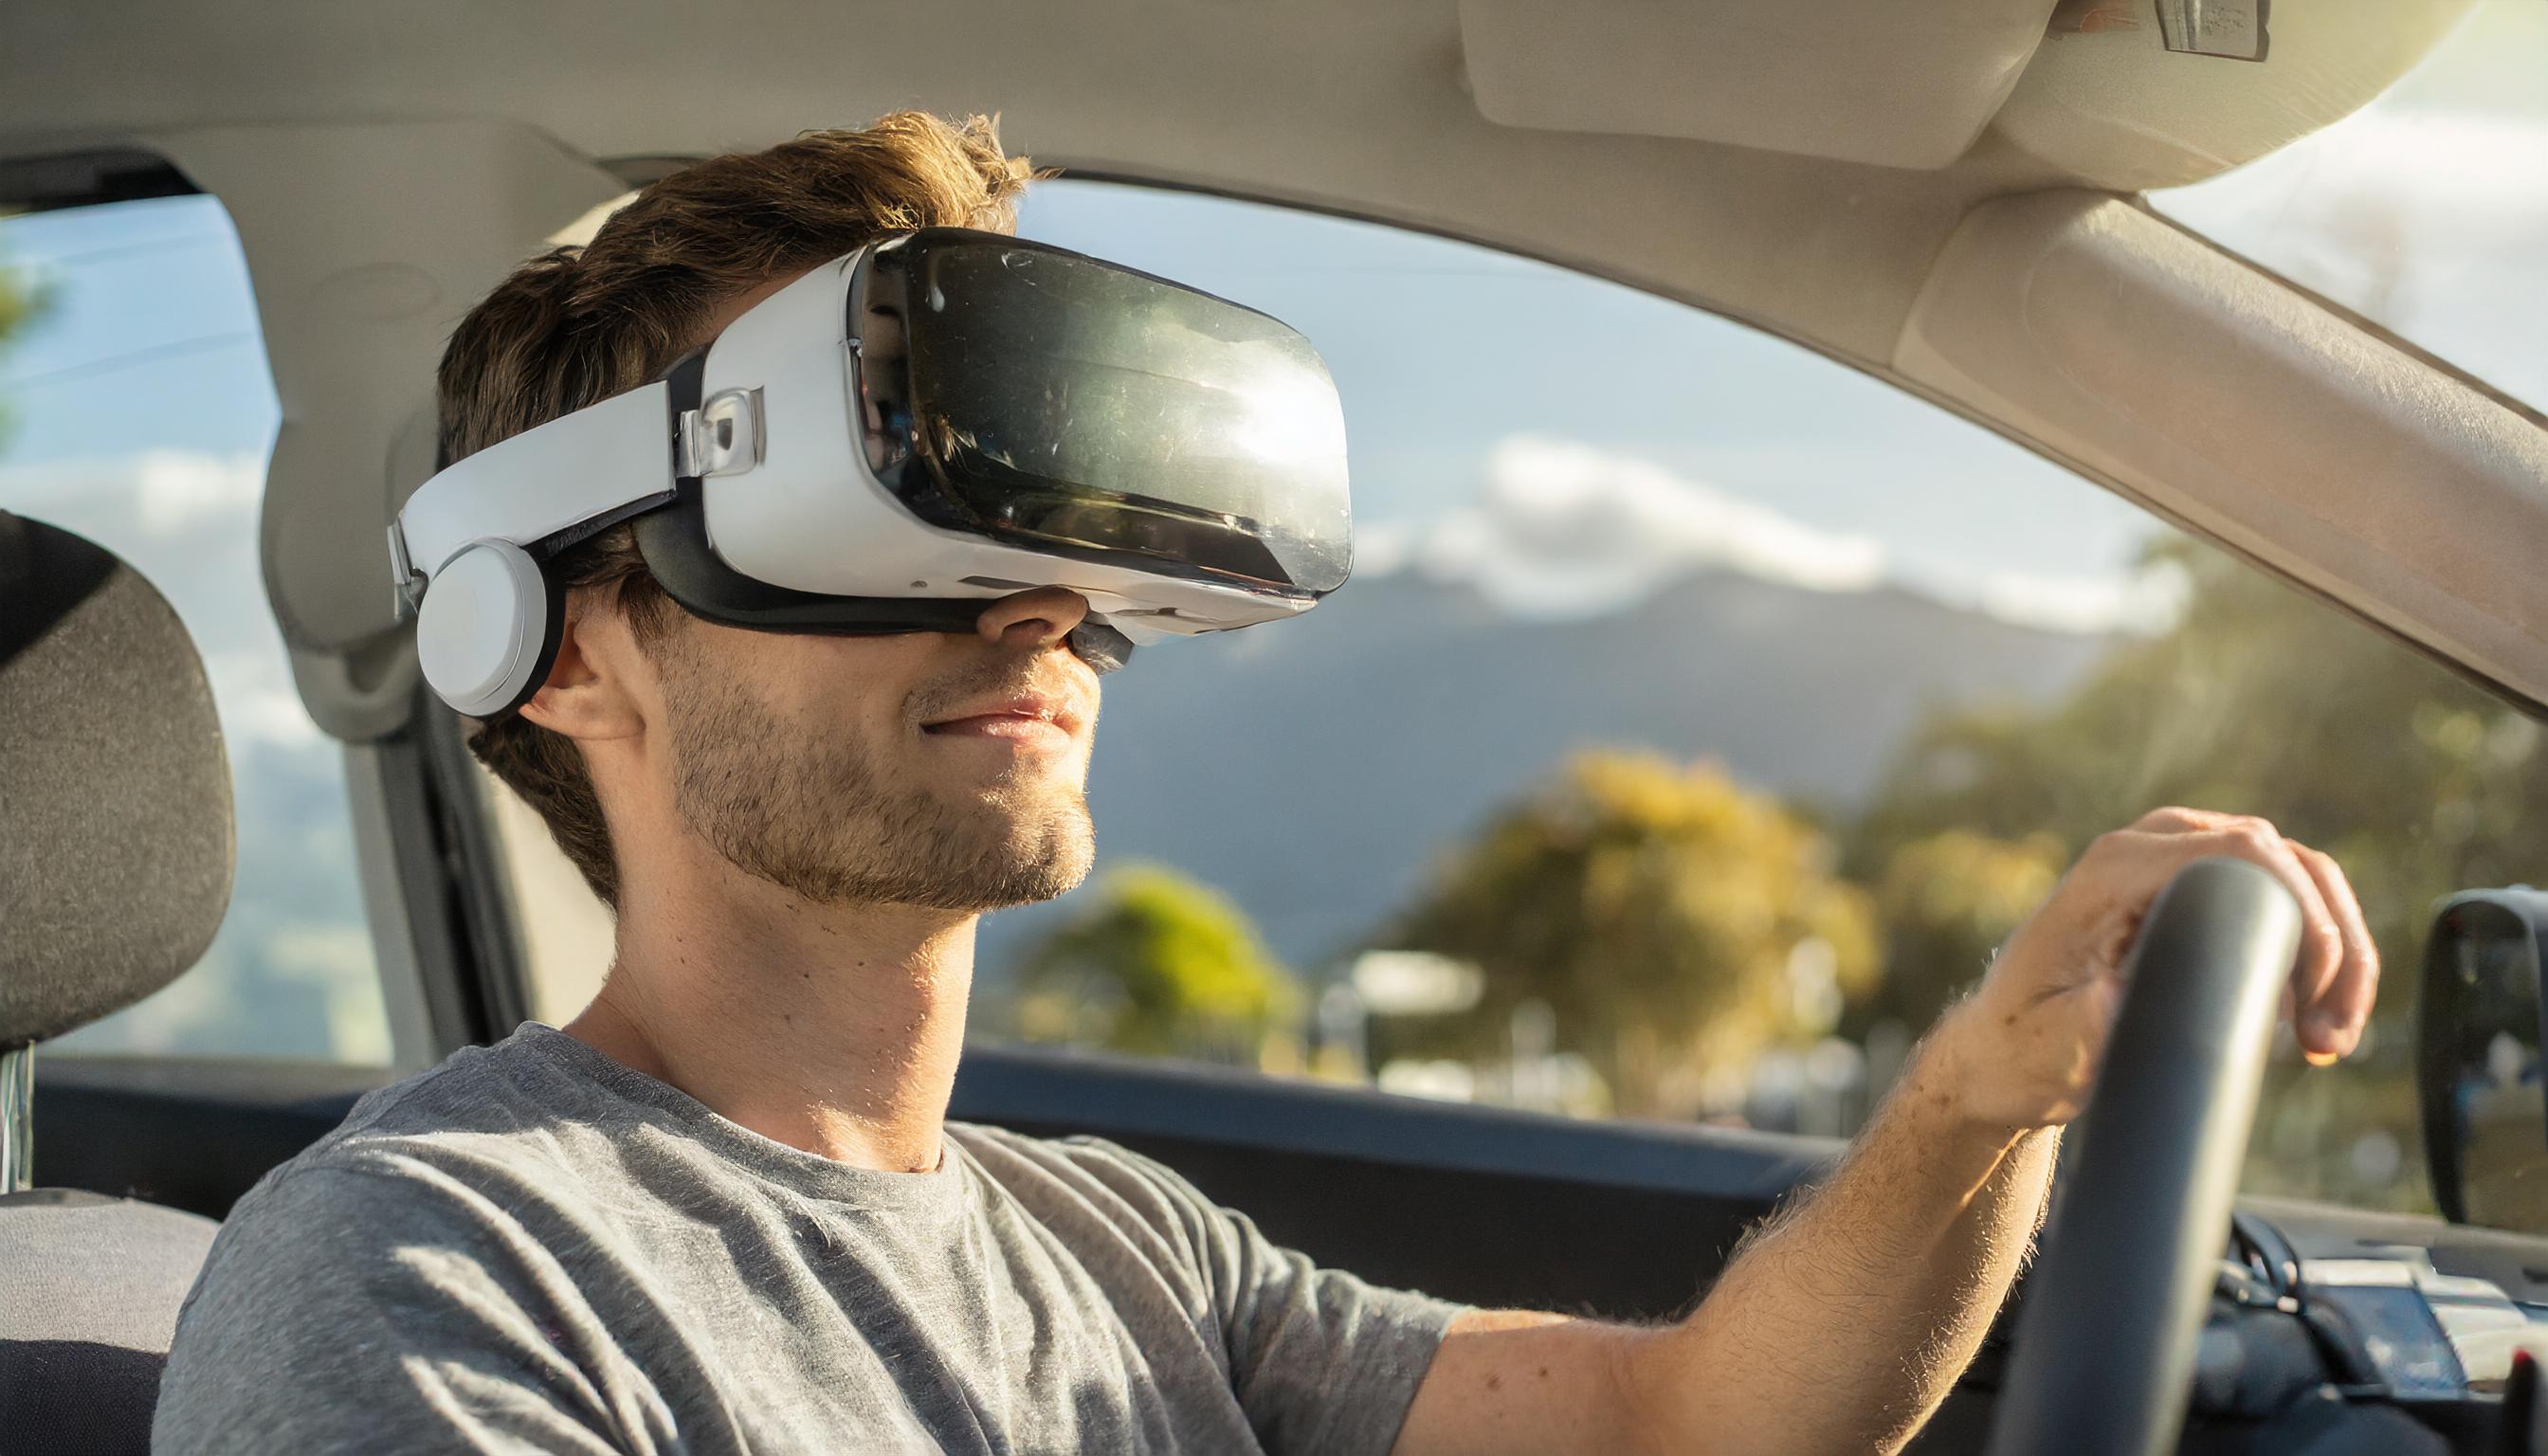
[661,643,1096,913]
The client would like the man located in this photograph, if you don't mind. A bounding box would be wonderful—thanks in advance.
[155,112,2379,1455]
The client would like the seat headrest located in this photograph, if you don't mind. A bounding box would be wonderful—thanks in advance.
[0,512,235,1049]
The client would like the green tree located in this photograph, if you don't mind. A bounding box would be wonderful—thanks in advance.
[1853,534,2548,1208]
[1012,864,1300,1065]
[1372,749,1878,1119]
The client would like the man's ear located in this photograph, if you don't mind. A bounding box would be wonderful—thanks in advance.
[518,590,648,743]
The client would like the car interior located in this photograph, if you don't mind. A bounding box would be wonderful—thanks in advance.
[7,1,2548,1452]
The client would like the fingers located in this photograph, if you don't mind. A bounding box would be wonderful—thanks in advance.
[2215,821,2346,1019]
[2291,843,2379,1061]
[2112,809,2374,1063]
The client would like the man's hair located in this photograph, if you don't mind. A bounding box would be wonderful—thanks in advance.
[440,112,1038,910]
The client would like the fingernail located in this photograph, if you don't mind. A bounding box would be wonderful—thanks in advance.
[2303,1048,2339,1067]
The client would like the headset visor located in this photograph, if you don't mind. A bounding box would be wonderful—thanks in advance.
[861,231,1352,597]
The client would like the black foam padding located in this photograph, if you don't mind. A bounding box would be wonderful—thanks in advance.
[0,512,234,1047]
[630,481,1136,676]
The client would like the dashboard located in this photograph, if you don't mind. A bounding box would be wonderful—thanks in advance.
[2156,1195,2548,1449]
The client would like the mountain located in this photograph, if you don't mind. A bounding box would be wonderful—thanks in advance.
[978,564,2115,979]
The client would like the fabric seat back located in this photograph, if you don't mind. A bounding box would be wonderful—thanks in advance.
[0,510,241,1455]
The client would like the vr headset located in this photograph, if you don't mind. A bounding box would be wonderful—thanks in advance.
[391,228,1354,718]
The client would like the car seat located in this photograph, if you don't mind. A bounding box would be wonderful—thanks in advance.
[0,509,237,1454]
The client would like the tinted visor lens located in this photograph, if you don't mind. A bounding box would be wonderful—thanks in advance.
[873,232,1351,596]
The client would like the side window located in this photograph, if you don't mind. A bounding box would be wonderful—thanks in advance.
[1,192,391,1065]
[978,180,2482,1214]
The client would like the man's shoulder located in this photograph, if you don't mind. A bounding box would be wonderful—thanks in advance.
[156,1033,668,1451]
[186,1030,637,1333]
[946,1119,1161,1185]
[234,1028,601,1224]
[946,1121,1225,1246]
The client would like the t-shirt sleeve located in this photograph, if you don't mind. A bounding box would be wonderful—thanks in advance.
[1079,1139,1469,1456]
[153,1161,643,1456]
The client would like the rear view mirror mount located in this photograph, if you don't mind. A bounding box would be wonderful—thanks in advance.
[2417,887,2548,1229]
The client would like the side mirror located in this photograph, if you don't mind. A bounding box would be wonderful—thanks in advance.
[2418,888,2548,1228]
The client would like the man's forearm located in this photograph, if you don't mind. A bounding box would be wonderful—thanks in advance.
[1618,1007,2058,1456]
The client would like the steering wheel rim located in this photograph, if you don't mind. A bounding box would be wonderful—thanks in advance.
[1985,857,2303,1456]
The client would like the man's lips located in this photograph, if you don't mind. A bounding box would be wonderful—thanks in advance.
[919,693,1084,748]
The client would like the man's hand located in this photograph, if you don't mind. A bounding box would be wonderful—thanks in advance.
[1938,806,2381,1134]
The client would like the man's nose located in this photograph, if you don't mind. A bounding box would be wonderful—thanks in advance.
[974,588,1090,651]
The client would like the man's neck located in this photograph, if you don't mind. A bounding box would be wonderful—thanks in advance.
[564,860,978,1174]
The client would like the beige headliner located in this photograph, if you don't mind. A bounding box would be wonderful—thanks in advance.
[9,0,2537,735]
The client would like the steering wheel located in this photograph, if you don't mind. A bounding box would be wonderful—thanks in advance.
[1985,857,2303,1456]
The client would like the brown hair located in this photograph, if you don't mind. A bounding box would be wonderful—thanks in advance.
[441,112,1039,909]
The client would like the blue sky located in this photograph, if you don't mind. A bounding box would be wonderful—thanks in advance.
[2,196,274,462]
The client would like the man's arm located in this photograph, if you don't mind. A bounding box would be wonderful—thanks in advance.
[156,1163,631,1456]
[1391,807,2380,1456]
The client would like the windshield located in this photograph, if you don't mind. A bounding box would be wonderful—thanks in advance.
[2152,1,2548,410]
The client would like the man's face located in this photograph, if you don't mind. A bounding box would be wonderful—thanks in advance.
[642,594,1101,913]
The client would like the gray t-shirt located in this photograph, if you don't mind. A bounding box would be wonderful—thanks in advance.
[152,1024,1464,1455]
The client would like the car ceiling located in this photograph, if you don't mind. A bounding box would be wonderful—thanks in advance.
[9,0,2539,737]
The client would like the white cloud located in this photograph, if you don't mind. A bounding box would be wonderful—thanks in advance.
[1956,564,2191,637]
[0,448,265,539]
[135,450,266,537]
[1360,435,1885,617]
[1355,435,2187,635]
[202,649,323,751]
[1349,519,1418,579]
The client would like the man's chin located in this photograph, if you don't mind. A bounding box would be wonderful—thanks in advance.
[972,857,1093,913]
[882,795,1095,913]
[971,820,1097,911]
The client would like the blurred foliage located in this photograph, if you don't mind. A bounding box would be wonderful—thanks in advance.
[1851,536,2548,1210]
[0,261,38,337]
[1012,864,1300,1065]
[1369,750,1878,1119]
[1851,828,2067,1035]
[0,240,52,448]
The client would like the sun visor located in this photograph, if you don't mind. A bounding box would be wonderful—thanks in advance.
[1457,0,2058,170]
